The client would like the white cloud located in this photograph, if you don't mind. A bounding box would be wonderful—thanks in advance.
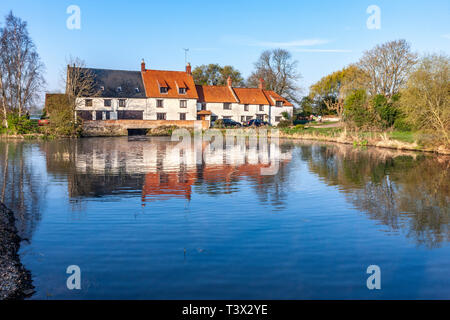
[442,34,450,39]
[291,48,352,53]
[191,48,218,52]
[255,39,330,48]
[220,35,348,53]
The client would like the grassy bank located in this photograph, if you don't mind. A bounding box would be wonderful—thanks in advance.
[2,123,448,155]
[278,126,450,154]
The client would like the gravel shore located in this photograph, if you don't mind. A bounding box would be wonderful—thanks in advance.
[0,201,34,300]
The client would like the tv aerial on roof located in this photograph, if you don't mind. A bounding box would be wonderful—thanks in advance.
[183,48,189,65]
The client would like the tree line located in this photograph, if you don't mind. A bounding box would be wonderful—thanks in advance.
[303,39,449,146]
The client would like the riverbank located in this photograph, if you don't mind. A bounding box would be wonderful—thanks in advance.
[1,126,449,155]
[0,202,34,300]
[278,127,450,155]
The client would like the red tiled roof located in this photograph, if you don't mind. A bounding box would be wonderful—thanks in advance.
[262,90,293,106]
[233,88,269,105]
[142,69,198,99]
[196,85,238,103]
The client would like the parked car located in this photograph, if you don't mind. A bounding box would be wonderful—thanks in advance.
[245,119,266,127]
[221,118,242,127]
[38,116,49,126]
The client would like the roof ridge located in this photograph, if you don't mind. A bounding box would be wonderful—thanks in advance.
[72,66,141,73]
[145,69,187,73]
[228,86,240,103]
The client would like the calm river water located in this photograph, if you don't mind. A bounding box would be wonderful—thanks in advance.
[0,137,448,299]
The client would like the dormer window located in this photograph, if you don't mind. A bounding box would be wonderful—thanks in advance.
[135,88,140,93]
[117,86,122,93]
[179,87,186,94]
[100,86,105,91]
[160,87,168,94]
[276,101,283,107]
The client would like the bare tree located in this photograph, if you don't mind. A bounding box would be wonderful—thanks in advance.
[247,49,302,104]
[400,54,449,146]
[63,57,99,114]
[358,39,417,97]
[0,68,7,126]
[0,11,45,118]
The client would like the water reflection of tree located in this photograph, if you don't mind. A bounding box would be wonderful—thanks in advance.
[302,143,449,248]
[0,141,45,240]
[41,139,145,199]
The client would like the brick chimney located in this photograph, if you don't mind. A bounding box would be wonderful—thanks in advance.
[141,59,146,72]
[258,78,264,89]
[227,76,232,87]
[186,62,192,75]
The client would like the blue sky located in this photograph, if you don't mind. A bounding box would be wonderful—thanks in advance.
[1,0,449,104]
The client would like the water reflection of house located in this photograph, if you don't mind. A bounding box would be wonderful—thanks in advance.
[65,138,292,202]
[141,170,196,203]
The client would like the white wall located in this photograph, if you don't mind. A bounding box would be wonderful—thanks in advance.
[146,98,197,121]
[199,102,293,125]
[76,97,197,120]
[270,106,294,125]
[76,97,293,124]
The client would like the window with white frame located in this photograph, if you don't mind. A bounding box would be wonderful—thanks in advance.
[118,99,126,108]
[85,99,93,107]
[244,104,249,111]
[179,113,186,120]
[276,101,283,107]
[157,113,166,120]
[160,87,168,94]
[180,100,187,108]
[259,104,264,111]
[223,103,231,110]
[157,99,164,108]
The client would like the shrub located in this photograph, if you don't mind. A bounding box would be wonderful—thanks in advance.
[372,94,400,129]
[213,119,224,128]
[343,90,376,129]
[277,119,293,128]
[393,118,412,131]
[281,111,291,120]
[46,94,82,137]
[294,124,305,130]
[7,114,36,134]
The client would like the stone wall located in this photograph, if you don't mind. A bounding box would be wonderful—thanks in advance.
[82,120,210,137]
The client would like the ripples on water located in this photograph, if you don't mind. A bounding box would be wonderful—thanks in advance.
[0,137,448,299]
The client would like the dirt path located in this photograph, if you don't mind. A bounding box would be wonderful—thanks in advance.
[306,122,342,128]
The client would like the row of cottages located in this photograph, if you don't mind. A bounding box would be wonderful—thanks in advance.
[71,60,293,125]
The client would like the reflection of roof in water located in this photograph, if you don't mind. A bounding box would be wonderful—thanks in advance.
[141,160,291,205]
[141,171,196,204]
